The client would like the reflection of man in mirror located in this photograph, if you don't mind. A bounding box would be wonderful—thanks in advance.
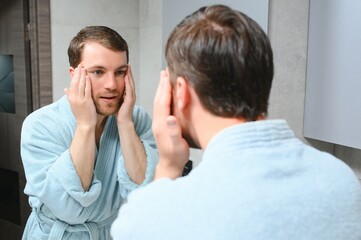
[20,26,159,239]
[0,55,15,113]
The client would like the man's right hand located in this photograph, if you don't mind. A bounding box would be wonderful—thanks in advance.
[152,70,190,180]
[65,66,97,128]
[64,66,97,191]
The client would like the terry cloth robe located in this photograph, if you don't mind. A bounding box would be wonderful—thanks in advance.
[21,96,158,240]
[111,120,361,240]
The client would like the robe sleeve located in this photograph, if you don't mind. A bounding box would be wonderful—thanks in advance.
[21,109,102,223]
[116,106,159,198]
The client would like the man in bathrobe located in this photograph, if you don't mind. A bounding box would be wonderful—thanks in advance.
[20,26,158,239]
[110,5,361,240]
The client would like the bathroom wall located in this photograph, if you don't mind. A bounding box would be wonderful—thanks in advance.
[50,0,140,102]
[267,0,361,180]
[50,0,361,178]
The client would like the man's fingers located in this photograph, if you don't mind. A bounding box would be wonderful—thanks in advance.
[124,74,134,99]
[78,67,86,96]
[122,65,135,104]
[84,76,92,99]
[126,65,135,91]
[165,116,182,142]
[70,66,81,92]
[154,70,172,117]
[154,71,166,104]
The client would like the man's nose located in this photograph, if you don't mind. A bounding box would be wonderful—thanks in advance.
[104,73,117,89]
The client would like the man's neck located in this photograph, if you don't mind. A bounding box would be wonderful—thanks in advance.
[95,115,108,148]
[195,113,247,149]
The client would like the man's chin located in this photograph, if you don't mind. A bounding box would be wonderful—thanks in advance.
[96,105,120,116]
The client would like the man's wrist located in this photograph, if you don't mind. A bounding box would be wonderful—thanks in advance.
[117,120,134,132]
[154,160,184,180]
[76,122,96,132]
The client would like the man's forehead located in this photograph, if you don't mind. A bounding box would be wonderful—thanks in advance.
[82,42,127,56]
[81,42,128,67]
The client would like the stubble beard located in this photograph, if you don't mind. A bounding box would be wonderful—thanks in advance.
[178,118,200,149]
[94,100,122,116]
[172,101,200,149]
[183,131,201,149]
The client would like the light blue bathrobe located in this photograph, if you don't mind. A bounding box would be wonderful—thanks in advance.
[111,120,361,240]
[21,96,158,239]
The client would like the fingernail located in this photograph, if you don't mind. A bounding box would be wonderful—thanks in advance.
[167,119,177,127]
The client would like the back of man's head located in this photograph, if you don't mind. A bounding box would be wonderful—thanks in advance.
[165,5,274,121]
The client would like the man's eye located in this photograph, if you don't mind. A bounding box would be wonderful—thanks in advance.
[93,70,103,75]
[116,70,126,76]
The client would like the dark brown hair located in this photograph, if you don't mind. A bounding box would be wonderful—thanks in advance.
[165,5,274,120]
[68,26,129,67]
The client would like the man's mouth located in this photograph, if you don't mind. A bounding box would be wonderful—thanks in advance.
[101,96,116,99]
[100,96,117,101]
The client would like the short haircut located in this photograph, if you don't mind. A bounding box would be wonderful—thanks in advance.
[165,5,274,120]
[68,26,129,67]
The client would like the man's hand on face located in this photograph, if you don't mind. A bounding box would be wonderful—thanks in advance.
[116,65,136,125]
[152,70,190,179]
[65,66,97,128]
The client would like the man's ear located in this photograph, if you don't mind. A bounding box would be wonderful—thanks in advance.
[175,76,190,110]
[69,67,75,77]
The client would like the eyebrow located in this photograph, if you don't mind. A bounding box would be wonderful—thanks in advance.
[86,64,128,70]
